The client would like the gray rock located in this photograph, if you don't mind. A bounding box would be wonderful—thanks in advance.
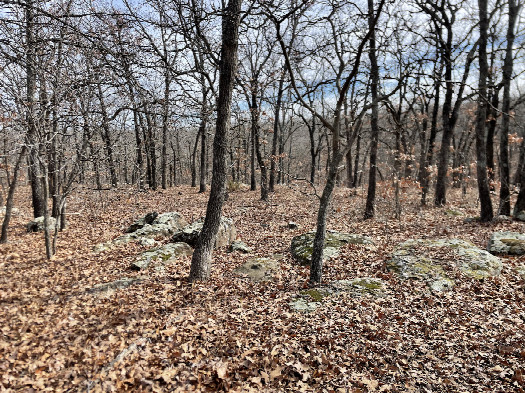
[26,216,58,232]
[0,207,20,216]
[515,211,525,222]
[131,242,193,270]
[126,212,158,233]
[88,277,144,294]
[495,215,512,222]
[289,277,385,313]
[488,232,525,255]
[444,209,464,217]
[171,217,236,248]
[516,265,525,280]
[288,222,299,229]
[387,239,503,291]
[291,230,374,266]
[331,277,386,295]
[233,257,279,281]
[228,240,251,254]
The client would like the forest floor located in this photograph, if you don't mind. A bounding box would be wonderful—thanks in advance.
[1,181,525,392]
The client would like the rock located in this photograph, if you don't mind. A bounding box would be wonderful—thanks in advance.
[495,215,512,222]
[88,277,144,294]
[288,222,299,229]
[516,265,525,280]
[233,257,279,281]
[331,277,386,296]
[463,217,480,224]
[171,217,236,248]
[289,297,320,313]
[387,239,503,291]
[126,212,158,233]
[229,240,251,254]
[131,242,193,270]
[289,277,385,313]
[444,209,464,217]
[515,211,525,222]
[26,216,58,232]
[0,207,20,216]
[488,232,525,255]
[291,231,374,266]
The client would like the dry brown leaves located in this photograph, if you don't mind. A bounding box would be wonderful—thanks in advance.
[1,182,524,392]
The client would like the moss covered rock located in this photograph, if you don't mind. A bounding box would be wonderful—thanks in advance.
[387,239,502,291]
[290,231,374,266]
[488,232,525,255]
[289,277,385,313]
[131,242,193,270]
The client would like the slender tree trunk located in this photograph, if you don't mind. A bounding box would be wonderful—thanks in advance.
[503,0,521,216]
[199,116,207,193]
[269,77,284,192]
[364,0,379,219]
[161,74,170,189]
[189,0,241,282]
[25,0,45,218]
[1,147,27,243]
[475,0,493,222]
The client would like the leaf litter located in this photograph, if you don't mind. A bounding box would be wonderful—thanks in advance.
[1,183,524,392]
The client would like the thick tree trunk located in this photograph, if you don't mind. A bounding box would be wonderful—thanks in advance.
[189,0,241,282]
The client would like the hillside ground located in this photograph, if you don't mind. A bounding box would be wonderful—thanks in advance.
[1,181,524,392]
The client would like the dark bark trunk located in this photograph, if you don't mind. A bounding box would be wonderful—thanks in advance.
[364,0,379,219]
[269,78,284,192]
[26,0,45,218]
[189,0,241,282]
[1,147,27,243]
[475,0,493,222]
[503,0,521,216]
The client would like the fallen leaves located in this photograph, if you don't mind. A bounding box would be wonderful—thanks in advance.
[1,184,525,391]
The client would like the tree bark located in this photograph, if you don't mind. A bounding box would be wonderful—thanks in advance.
[475,0,493,222]
[189,0,242,282]
[364,0,379,219]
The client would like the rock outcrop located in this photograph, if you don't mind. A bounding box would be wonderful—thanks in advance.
[387,239,503,292]
[171,217,236,248]
[291,231,374,266]
[131,242,193,270]
[488,232,525,255]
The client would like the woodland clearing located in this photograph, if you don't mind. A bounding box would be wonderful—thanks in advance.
[1,182,524,392]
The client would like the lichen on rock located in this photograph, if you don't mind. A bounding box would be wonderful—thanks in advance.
[488,232,525,255]
[387,238,503,292]
[131,242,193,270]
[290,231,374,266]
[233,257,279,281]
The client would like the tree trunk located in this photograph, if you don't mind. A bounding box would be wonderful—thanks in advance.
[269,77,284,192]
[502,0,521,216]
[364,0,379,219]
[189,0,241,282]
[1,147,27,243]
[475,0,493,222]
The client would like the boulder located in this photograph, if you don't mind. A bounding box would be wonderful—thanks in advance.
[233,257,279,281]
[515,211,525,222]
[291,231,374,266]
[228,240,251,254]
[171,217,236,248]
[0,207,20,217]
[26,216,58,232]
[125,212,159,233]
[131,242,193,270]
[488,232,525,255]
[387,239,503,292]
